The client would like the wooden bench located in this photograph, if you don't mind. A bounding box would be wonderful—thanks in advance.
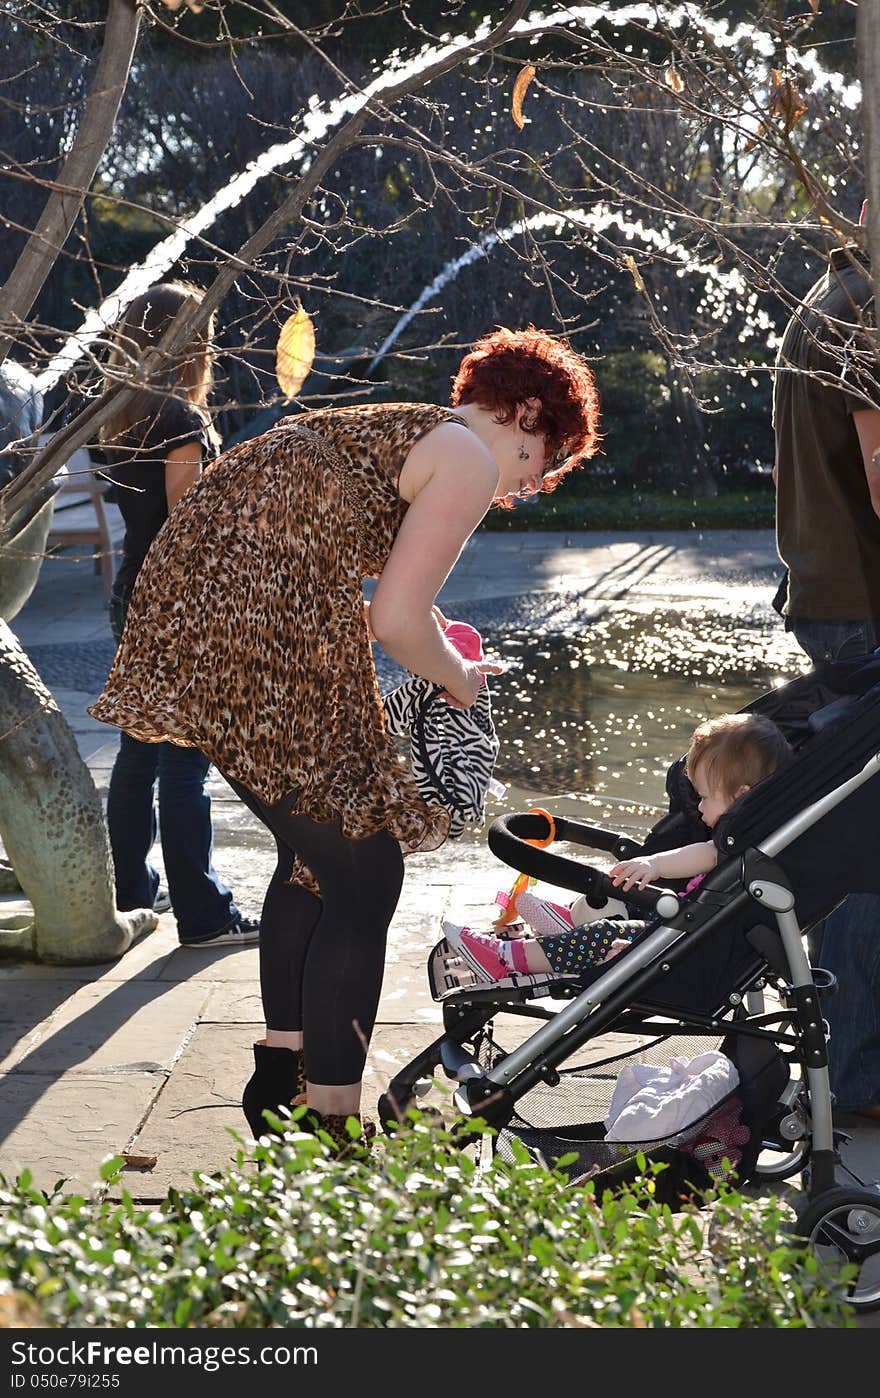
[45,447,115,605]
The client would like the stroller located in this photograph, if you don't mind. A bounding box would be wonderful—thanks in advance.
[379,654,880,1312]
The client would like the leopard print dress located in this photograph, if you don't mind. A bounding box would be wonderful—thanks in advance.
[89,403,468,890]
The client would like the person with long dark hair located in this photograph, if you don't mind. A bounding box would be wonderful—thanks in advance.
[100,282,258,948]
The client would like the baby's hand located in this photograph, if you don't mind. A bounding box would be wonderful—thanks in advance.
[609,857,656,891]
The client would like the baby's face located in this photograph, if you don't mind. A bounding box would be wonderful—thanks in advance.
[691,763,734,829]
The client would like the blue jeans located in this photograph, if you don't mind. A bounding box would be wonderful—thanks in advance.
[788,615,880,1110]
[107,583,239,942]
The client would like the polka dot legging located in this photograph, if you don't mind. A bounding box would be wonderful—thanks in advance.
[538,918,648,974]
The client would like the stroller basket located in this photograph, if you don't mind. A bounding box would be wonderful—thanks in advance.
[496,1110,733,1201]
[485,1028,785,1201]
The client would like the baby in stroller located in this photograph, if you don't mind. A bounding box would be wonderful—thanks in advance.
[444,712,793,984]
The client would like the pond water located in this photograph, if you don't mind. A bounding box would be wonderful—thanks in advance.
[213,595,808,858]
[480,600,807,843]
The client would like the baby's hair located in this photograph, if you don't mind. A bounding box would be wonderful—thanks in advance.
[685,712,792,798]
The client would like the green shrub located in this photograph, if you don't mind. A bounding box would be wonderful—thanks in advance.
[588,351,672,490]
[0,1117,855,1329]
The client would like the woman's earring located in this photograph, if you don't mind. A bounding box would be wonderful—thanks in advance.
[518,443,530,461]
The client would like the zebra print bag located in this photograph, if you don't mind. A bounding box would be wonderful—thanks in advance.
[382,676,501,838]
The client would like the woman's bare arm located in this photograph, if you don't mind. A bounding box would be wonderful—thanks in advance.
[164,440,202,511]
[369,422,500,706]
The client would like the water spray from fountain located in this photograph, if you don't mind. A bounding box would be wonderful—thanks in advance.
[36,2,857,394]
[368,205,778,378]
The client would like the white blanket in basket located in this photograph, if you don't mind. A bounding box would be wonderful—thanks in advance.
[604,1050,739,1143]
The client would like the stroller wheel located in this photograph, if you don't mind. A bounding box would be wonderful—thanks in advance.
[795,1186,880,1313]
[749,1135,811,1183]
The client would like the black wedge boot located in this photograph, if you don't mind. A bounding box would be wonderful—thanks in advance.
[242,1041,306,1139]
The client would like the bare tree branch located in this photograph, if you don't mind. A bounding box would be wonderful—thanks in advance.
[0,0,141,368]
[0,0,531,524]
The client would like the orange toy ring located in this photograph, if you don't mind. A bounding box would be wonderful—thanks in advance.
[493,807,556,926]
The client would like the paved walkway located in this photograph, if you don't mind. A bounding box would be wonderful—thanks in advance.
[1,496,878,1214]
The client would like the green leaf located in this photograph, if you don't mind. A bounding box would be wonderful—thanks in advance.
[555,1152,581,1170]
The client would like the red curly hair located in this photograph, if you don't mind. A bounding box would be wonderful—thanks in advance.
[450,326,601,499]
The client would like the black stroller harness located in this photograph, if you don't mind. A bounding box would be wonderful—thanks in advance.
[379,655,880,1311]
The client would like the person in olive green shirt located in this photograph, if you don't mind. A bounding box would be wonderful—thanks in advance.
[772,204,880,1120]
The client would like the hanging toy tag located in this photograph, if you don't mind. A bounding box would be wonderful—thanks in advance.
[492,808,556,927]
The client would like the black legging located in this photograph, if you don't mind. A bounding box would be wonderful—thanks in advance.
[225,776,404,1085]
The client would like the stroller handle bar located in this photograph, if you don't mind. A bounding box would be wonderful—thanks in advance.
[487,811,681,918]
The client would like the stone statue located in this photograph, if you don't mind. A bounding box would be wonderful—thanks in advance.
[0,360,156,961]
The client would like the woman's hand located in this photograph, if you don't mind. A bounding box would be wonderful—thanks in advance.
[439,658,505,709]
[609,856,657,892]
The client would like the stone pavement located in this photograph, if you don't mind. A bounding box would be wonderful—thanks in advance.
[1,495,878,1212]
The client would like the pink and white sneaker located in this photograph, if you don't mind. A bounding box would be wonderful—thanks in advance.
[514,890,576,936]
[442,921,520,984]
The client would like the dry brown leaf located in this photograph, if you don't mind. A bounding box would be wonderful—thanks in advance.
[553,1308,601,1327]
[624,254,646,294]
[665,60,684,94]
[204,1301,251,1327]
[158,1,206,12]
[0,1292,44,1328]
[512,64,537,130]
[744,69,807,154]
[768,68,808,132]
[275,304,316,400]
[743,125,765,155]
[121,1152,158,1169]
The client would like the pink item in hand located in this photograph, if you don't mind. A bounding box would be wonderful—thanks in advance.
[443,620,484,661]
